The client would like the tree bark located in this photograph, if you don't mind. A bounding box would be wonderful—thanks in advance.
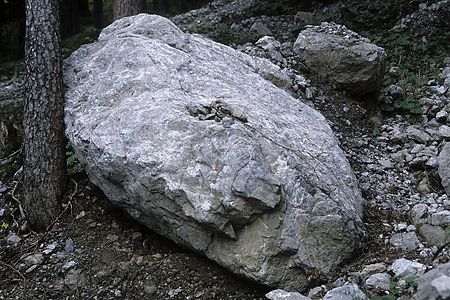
[23,0,67,231]
[113,0,141,21]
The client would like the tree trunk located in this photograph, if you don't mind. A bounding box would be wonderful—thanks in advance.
[94,0,104,29]
[113,0,141,21]
[23,0,67,231]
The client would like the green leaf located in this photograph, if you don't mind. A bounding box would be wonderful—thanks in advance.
[405,276,416,283]
[445,226,450,242]
[1,222,8,228]
[410,107,423,114]
[390,281,401,293]
[381,105,395,112]
[397,36,410,45]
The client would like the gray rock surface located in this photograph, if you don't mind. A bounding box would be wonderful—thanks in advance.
[322,284,368,300]
[413,262,450,300]
[439,142,450,196]
[266,289,311,300]
[250,20,273,36]
[361,263,387,278]
[407,125,433,144]
[388,258,426,279]
[293,22,386,96]
[389,231,421,251]
[419,224,445,247]
[365,273,391,292]
[63,14,365,291]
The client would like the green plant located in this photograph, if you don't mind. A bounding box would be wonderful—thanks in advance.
[389,280,401,294]
[243,0,296,18]
[61,26,101,59]
[0,60,24,83]
[370,293,396,300]
[189,23,260,46]
[66,141,79,173]
[405,276,417,287]
[371,276,417,300]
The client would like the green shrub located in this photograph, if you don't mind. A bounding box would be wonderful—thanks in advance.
[243,0,296,18]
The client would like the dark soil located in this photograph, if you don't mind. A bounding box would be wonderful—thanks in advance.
[1,173,272,299]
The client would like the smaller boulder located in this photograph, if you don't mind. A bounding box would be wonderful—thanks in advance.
[438,142,450,195]
[266,289,311,300]
[323,284,368,300]
[293,22,386,96]
[250,20,273,36]
[388,258,426,279]
[294,12,314,24]
[365,273,391,293]
[256,36,281,51]
[407,125,433,144]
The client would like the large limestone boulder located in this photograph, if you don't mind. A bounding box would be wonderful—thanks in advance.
[64,14,365,291]
[293,22,386,96]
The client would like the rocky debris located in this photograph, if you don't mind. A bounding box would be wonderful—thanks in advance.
[186,100,247,126]
[322,283,368,300]
[293,22,386,96]
[63,13,366,291]
[307,285,326,299]
[266,289,311,300]
[391,0,450,36]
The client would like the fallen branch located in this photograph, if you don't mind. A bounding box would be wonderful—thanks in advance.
[0,148,22,167]
[0,261,27,282]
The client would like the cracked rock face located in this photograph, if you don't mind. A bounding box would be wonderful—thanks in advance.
[293,22,386,96]
[64,14,365,291]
